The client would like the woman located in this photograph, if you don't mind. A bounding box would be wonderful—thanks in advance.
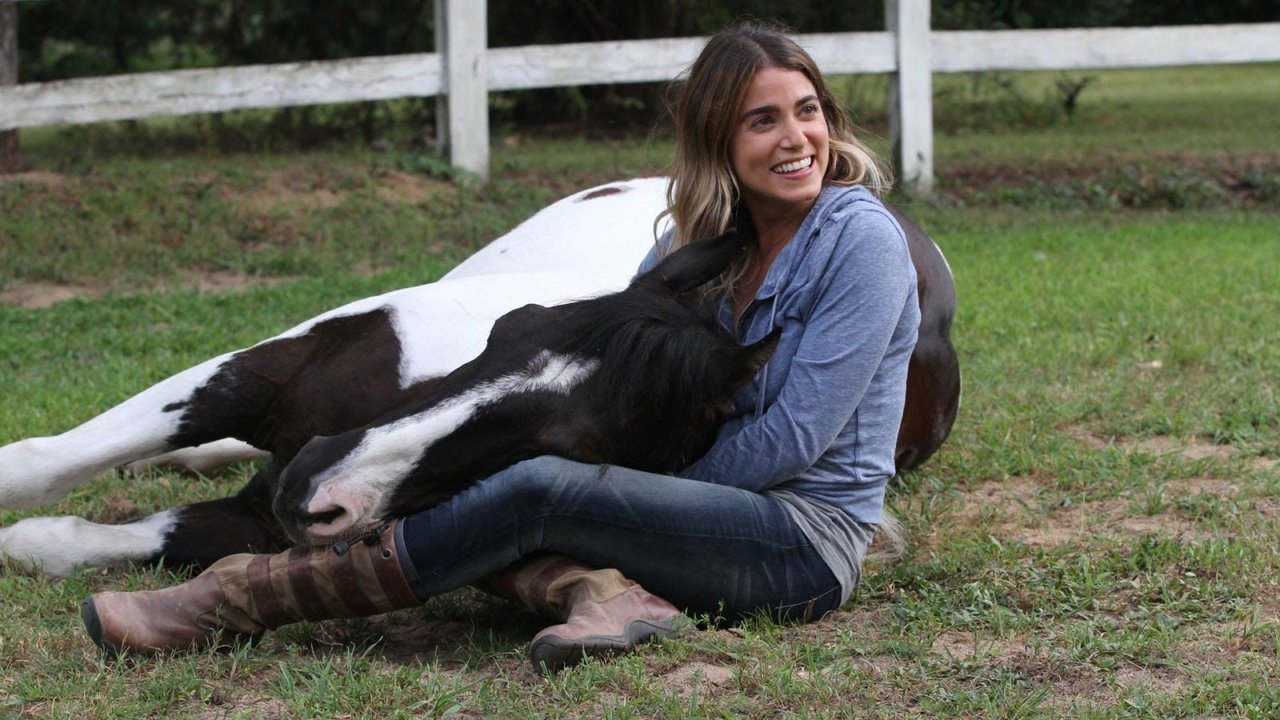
[82,22,919,672]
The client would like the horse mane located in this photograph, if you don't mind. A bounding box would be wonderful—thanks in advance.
[556,289,733,467]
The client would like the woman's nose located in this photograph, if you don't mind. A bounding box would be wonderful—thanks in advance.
[778,117,805,148]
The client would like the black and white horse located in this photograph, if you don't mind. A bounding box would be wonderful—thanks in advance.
[0,178,959,576]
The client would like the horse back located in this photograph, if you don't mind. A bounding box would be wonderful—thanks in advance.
[885,203,961,473]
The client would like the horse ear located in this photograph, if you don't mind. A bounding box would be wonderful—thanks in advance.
[722,329,781,390]
[640,227,746,294]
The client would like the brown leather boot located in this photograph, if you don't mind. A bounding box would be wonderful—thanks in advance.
[81,522,419,656]
[480,553,691,672]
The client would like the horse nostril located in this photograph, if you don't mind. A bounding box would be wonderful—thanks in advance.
[304,506,345,526]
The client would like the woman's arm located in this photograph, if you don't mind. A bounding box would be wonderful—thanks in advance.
[680,208,916,491]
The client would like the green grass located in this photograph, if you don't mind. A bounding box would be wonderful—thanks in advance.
[2,62,1280,718]
[2,210,1277,719]
[831,62,1280,164]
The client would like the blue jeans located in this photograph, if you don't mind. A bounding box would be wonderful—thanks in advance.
[395,456,843,624]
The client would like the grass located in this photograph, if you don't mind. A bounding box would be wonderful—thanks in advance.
[2,62,1280,718]
[831,62,1280,163]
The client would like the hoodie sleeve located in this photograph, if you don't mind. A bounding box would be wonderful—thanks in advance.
[633,228,674,278]
[678,206,916,492]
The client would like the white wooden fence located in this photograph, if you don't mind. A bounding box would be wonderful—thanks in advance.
[1,0,1278,191]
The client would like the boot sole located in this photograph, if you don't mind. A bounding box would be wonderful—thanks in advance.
[80,597,120,659]
[529,615,690,672]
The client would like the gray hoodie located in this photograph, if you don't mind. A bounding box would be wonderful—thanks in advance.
[639,184,919,601]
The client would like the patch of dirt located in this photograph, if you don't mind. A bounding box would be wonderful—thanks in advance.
[1038,665,1195,715]
[942,152,1280,209]
[374,169,449,206]
[229,166,451,216]
[0,170,74,188]
[235,171,346,215]
[196,696,289,720]
[928,630,1024,660]
[0,281,101,309]
[914,621,1210,713]
[934,466,1261,551]
[97,494,141,525]
[0,271,293,309]
[1075,429,1276,472]
[658,661,735,701]
[2,166,450,308]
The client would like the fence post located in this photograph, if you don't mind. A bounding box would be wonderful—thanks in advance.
[434,0,489,180]
[0,0,19,173]
[885,0,934,193]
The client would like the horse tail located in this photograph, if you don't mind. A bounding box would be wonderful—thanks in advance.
[864,509,908,565]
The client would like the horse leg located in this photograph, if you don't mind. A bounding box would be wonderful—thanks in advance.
[0,353,238,509]
[123,438,270,476]
[0,314,356,511]
[0,510,182,578]
[150,459,291,570]
[0,459,288,577]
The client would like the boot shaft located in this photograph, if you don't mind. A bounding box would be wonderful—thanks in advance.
[477,553,599,618]
[84,522,421,656]
[223,529,419,628]
[544,567,635,613]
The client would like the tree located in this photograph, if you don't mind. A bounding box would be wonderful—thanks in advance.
[1,0,18,173]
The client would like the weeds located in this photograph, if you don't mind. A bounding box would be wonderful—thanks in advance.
[934,71,1079,132]
[957,163,1271,211]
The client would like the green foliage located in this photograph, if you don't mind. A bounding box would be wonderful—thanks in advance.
[970,164,1242,210]
[18,1,1272,80]
[16,0,434,80]
[932,0,1280,29]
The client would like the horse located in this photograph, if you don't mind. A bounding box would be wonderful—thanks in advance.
[0,178,959,576]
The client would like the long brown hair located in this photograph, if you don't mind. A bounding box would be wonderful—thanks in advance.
[660,22,891,295]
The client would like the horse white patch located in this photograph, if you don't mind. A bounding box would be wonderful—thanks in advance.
[304,352,599,536]
[506,350,601,395]
[0,510,176,578]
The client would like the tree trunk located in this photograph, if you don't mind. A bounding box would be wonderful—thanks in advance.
[0,0,19,173]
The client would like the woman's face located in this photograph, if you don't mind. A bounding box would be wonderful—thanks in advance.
[729,67,830,221]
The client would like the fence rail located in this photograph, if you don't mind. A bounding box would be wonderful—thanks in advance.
[1,0,1278,190]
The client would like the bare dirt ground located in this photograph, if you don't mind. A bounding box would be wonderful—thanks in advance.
[0,272,292,309]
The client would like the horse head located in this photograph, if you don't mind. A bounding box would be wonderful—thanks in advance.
[272,228,778,545]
